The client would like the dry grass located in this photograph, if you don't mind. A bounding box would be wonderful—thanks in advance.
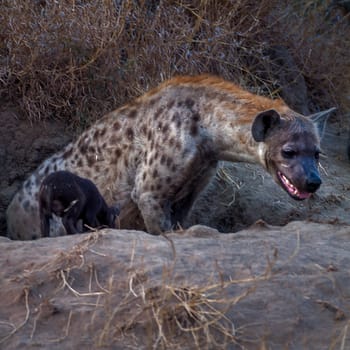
[95,260,272,349]
[0,230,273,349]
[1,0,349,130]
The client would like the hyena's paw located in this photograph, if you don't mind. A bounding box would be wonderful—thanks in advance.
[137,193,172,235]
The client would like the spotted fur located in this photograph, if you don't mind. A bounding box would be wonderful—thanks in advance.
[6,75,332,239]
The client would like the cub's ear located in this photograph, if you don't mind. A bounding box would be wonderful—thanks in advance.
[251,109,281,142]
[309,107,336,140]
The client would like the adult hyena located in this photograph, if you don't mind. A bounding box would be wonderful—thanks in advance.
[6,75,334,239]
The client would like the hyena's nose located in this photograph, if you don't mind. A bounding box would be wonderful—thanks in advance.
[306,176,322,193]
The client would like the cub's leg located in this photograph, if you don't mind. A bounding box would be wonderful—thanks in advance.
[83,201,102,230]
[61,200,85,235]
[40,213,51,237]
[62,215,81,235]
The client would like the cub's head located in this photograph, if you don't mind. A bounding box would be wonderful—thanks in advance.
[252,108,335,200]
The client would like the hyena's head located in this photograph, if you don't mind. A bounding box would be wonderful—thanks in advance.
[252,107,335,200]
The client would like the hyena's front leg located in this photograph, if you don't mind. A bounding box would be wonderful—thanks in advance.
[136,192,172,235]
[131,166,172,235]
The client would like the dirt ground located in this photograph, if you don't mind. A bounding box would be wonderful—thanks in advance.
[0,106,350,348]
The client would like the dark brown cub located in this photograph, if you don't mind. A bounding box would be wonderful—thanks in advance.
[39,171,119,236]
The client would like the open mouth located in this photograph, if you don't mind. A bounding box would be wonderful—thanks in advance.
[277,171,311,200]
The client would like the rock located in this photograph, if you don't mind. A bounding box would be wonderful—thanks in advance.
[0,221,349,349]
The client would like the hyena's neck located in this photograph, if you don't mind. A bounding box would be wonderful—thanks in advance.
[210,118,262,165]
[199,98,286,167]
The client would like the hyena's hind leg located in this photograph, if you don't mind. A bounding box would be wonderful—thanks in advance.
[6,186,42,240]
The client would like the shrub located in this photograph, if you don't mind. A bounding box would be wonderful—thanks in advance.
[0,0,349,129]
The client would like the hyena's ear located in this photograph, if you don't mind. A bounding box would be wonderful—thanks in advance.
[309,107,336,139]
[251,109,281,142]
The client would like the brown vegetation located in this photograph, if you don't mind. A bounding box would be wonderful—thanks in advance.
[1,0,349,129]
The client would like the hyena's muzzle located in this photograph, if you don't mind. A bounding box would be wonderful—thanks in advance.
[275,153,322,200]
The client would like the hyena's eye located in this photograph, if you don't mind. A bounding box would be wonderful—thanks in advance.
[281,149,296,159]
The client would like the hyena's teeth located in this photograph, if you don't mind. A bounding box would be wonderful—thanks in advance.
[279,172,299,195]
[282,174,290,185]
[282,173,293,187]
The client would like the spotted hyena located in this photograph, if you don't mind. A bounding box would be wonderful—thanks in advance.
[39,170,120,236]
[6,75,334,239]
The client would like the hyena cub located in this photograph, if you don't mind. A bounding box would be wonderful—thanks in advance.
[6,75,335,239]
[39,171,119,236]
